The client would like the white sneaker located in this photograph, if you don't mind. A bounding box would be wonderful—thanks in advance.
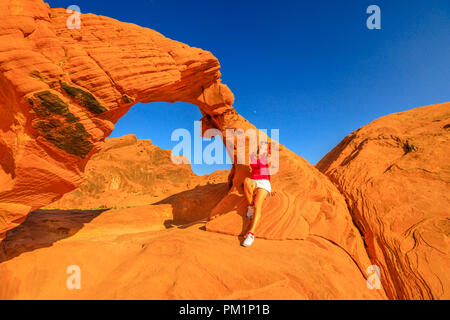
[246,205,254,219]
[242,232,255,247]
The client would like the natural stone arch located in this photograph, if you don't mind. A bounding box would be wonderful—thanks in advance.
[0,0,376,284]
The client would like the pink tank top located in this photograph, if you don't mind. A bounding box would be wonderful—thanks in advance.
[250,153,270,181]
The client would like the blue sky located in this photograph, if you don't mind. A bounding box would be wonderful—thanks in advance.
[48,0,450,175]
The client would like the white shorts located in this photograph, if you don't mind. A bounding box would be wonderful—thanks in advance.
[253,179,272,193]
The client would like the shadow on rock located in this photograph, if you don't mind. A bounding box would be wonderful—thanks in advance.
[0,209,108,263]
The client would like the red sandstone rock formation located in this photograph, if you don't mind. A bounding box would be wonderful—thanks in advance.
[0,133,384,299]
[3,0,446,301]
[0,0,232,236]
[0,0,384,299]
[317,102,450,299]
[0,0,369,275]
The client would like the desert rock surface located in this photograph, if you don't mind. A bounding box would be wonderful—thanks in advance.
[1,131,386,299]
[0,205,385,299]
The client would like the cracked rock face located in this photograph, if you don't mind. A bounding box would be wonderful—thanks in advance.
[317,102,450,299]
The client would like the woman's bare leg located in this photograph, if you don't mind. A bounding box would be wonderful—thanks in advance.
[243,178,256,205]
[247,188,268,235]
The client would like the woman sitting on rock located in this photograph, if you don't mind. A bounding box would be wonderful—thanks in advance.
[242,140,272,247]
